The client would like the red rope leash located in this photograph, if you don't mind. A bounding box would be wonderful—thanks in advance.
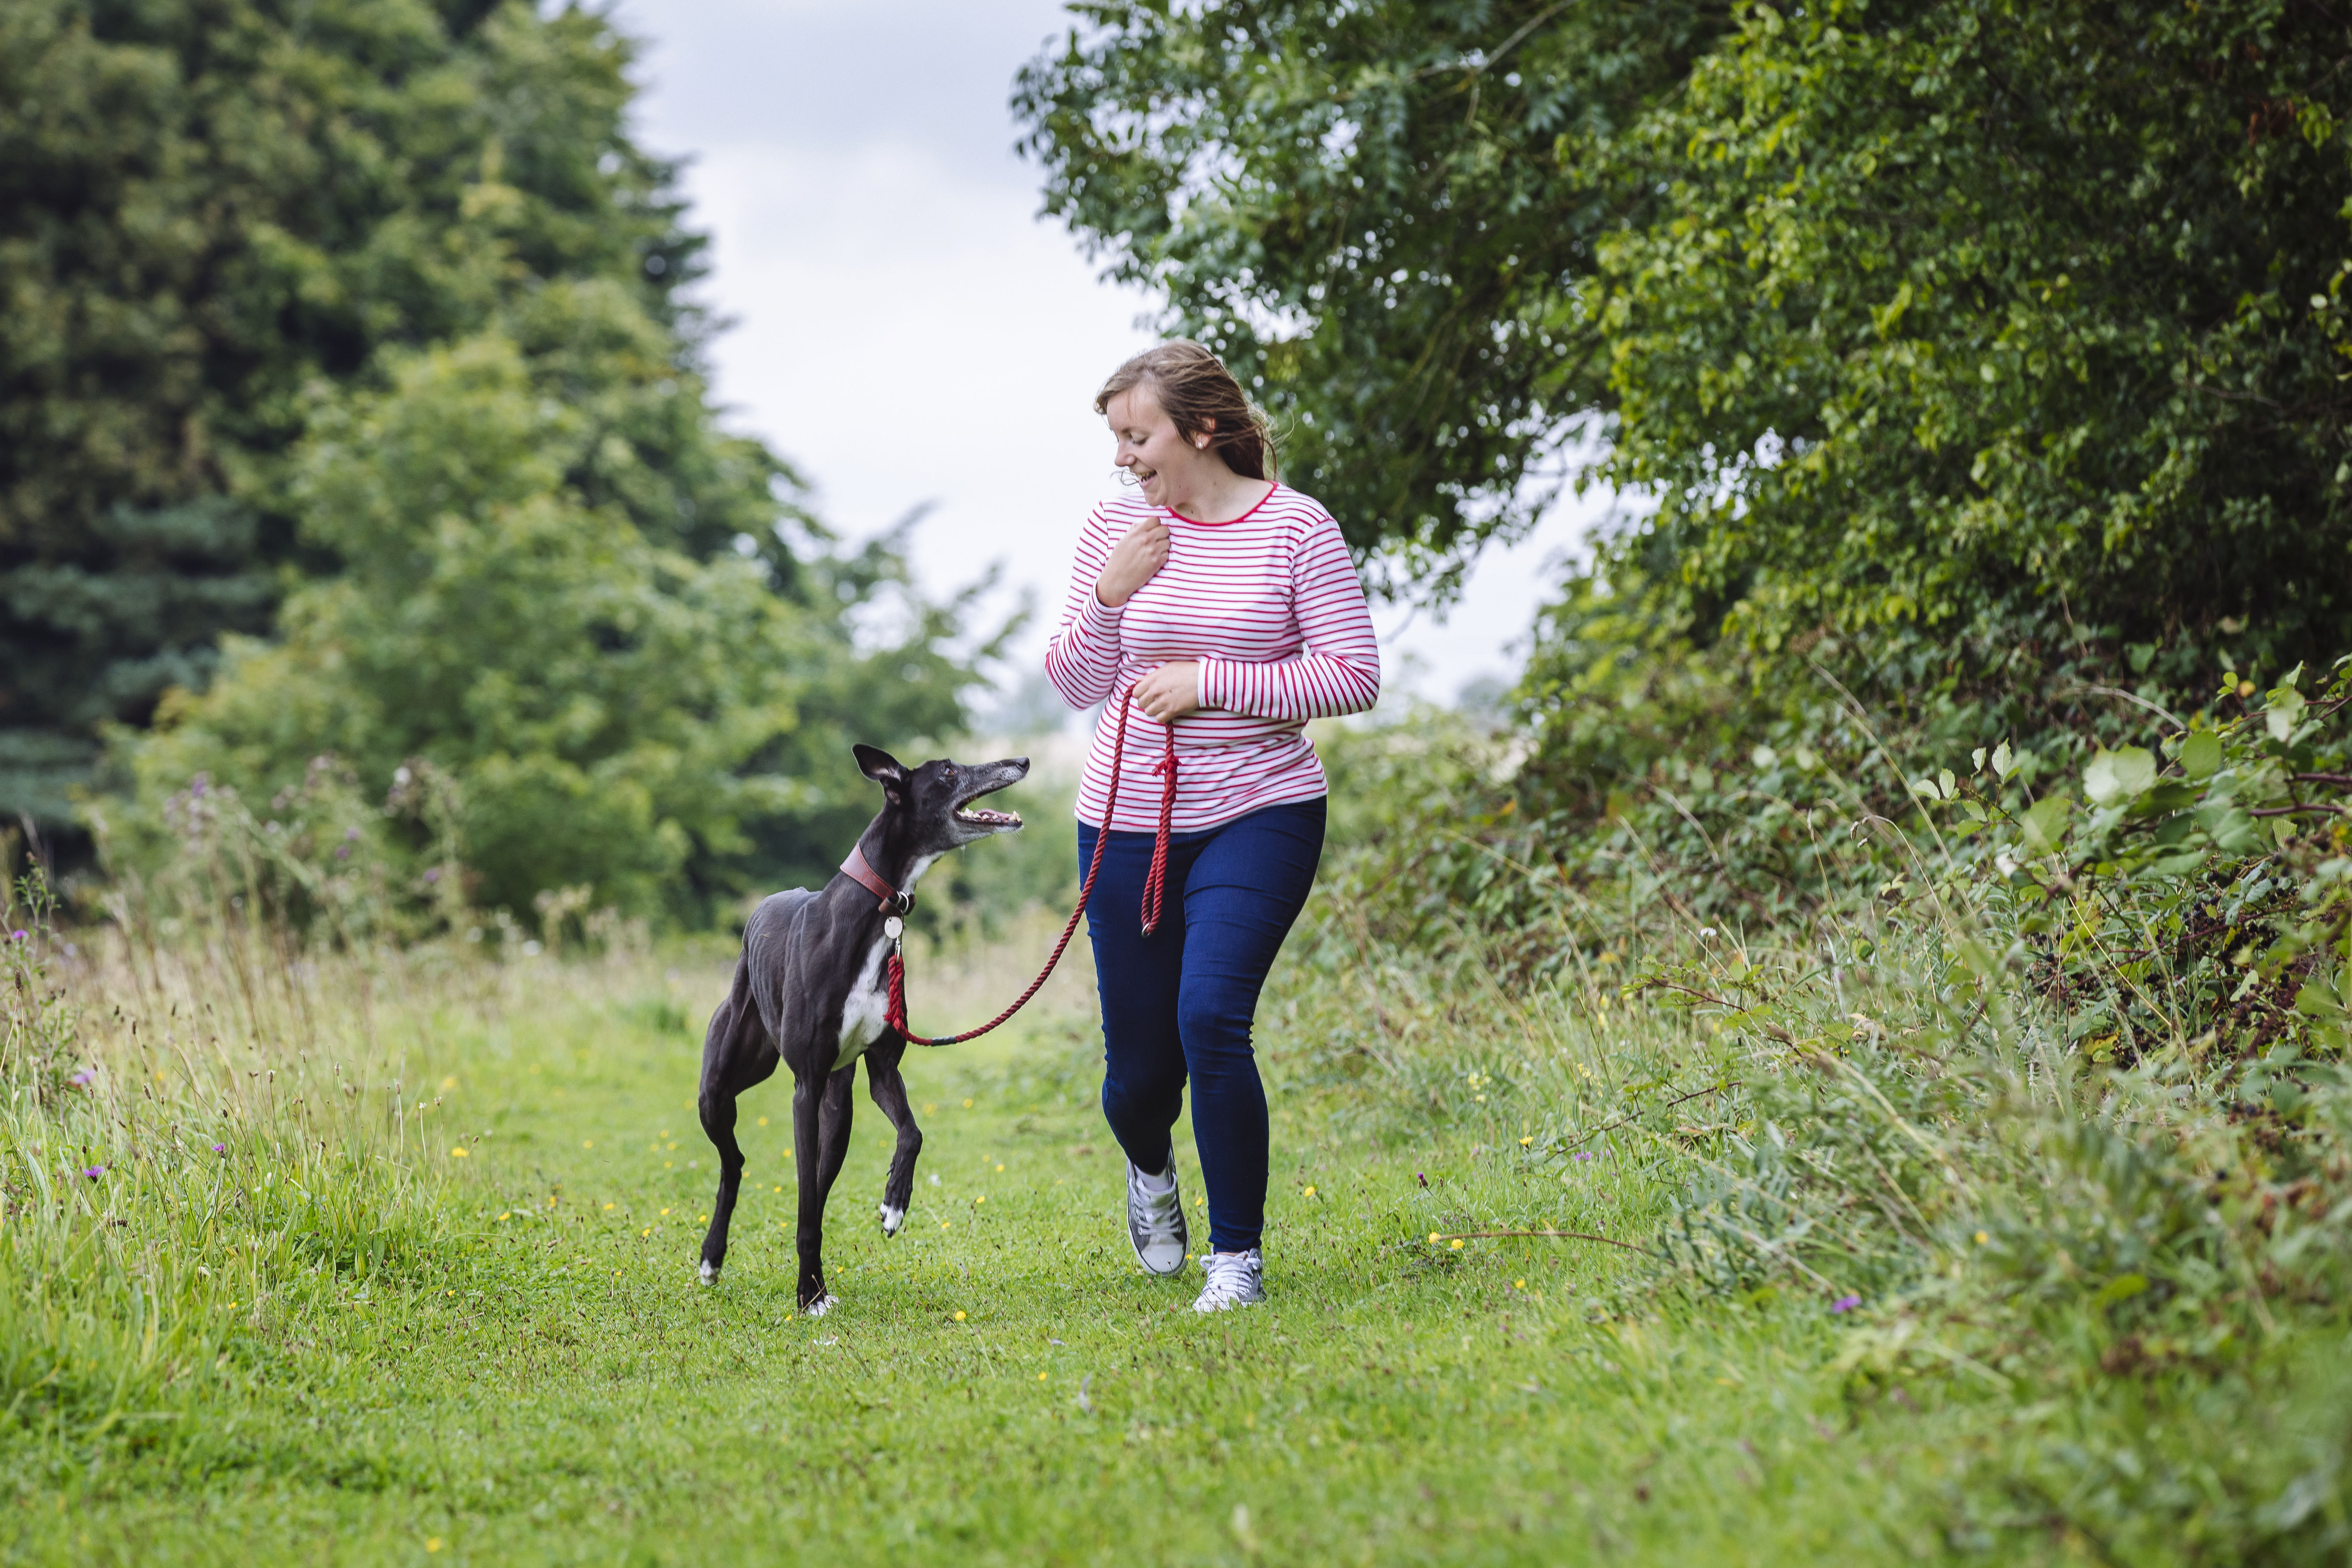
[886,682,1174,1047]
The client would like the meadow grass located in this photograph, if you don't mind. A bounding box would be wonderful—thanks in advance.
[0,893,2342,1564]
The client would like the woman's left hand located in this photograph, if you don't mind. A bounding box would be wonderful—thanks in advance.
[1132,661,1202,722]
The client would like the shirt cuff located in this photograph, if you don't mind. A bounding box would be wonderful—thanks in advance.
[1195,657,1233,712]
[1081,590,1126,642]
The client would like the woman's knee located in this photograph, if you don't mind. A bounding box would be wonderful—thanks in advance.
[1101,1052,1186,1114]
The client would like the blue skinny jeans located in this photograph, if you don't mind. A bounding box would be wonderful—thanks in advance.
[1078,797,1326,1253]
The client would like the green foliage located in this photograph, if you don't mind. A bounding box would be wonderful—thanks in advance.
[99,333,982,926]
[1017,0,1728,597]
[1598,0,2352,671]
[0,0,774,834]
[1299,703,2352,1558]
[0,875,455,1442]
[1025,0,2352,665]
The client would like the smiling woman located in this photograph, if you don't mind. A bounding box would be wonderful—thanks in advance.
[1048,340,1381,1316]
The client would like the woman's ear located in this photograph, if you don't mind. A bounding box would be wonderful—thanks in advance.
[1193,415,1215,450]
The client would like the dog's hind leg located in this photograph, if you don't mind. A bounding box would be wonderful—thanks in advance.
[865,1041,922,1237]
[794,1062,858,1313]
[696,968,775,1286]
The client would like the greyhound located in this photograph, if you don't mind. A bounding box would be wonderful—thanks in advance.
[695,744,1028,1312]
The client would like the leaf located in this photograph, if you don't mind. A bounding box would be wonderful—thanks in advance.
[2132,781,2199,818]
[2083,747,2156,807]
[2180,731,2222,780]
[1970,747,1987,773]
[2019,793,2071,854]
[2194,803,2262,854]
[2293,973,2345,1021]
[1937,768,1956,800]
[2267,686,2306,742]
[1991,741,2016,779]
[2092,1273,2148,1308]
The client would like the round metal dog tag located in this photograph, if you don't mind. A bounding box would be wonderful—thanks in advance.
[883,916,904,940]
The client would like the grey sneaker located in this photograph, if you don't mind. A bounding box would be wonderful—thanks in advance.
[1125,1156,1189,1276]
[1193,1247,1265,1312]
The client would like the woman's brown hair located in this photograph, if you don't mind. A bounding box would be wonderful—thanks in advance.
[1095,340,1277,482]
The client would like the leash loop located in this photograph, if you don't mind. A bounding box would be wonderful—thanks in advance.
[886,680,1176,1046]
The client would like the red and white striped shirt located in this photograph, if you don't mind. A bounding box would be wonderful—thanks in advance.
[1046,483,1381,832]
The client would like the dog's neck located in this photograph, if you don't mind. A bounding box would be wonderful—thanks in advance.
[852,818,940,902]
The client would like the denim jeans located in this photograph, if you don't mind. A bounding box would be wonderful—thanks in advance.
[1077,797,1326,1252]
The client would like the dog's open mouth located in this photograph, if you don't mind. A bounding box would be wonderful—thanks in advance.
[953,775,1022,830]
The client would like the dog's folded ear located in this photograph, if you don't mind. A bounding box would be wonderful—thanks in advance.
[852,744,908,793]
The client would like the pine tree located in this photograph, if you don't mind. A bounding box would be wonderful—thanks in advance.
[0,0,763,849]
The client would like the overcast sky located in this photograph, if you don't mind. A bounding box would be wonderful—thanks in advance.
[609,0,1609,715]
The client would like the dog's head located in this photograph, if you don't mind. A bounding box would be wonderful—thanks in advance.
[853,744,1030,855]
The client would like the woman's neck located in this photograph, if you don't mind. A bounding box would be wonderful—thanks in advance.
[1163,467,1274,524]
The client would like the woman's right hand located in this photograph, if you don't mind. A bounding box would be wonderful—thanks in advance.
[1094,518,1170,607]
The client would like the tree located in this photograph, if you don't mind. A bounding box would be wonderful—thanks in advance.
[109,330,983,924]
[1595,0,2352,676]
[1016,0,1730,598]
[0,0,761,842]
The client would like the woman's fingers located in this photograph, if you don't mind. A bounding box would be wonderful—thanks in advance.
[1095,520,1171,607]
[1130,660,1200,721]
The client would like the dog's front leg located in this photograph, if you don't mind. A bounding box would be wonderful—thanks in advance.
[791,1068,835,1313]
[865,1042,922,1236]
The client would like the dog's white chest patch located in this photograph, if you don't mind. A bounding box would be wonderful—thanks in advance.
[835,932,894,1066]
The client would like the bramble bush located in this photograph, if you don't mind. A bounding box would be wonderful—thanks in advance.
[1294,653,2352,1557]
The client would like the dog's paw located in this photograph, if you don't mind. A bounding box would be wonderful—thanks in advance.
[802,1293,839,1317]
[878,1203,905,1237]
[699,1259,721,1286]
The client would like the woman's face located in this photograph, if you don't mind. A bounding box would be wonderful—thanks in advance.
[1105,384,1211,511]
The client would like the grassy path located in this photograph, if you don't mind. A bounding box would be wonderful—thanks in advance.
[13,939,1979,1566]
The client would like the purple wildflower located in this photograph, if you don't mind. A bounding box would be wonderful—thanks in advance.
[68,1070,93,1087]
[1573,1150,1594,1162]
[1830,1294,1861,1314]
[8,930,24,943]
[83,1166,104,1180]
[211,1143,227,1155]
[424,867,441,884]
[336,845,351,860]
[345,826,361,841]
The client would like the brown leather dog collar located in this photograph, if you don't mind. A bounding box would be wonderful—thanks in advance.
[840,844,911,913]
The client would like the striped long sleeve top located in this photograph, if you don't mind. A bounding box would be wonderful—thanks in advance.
[1045,483,1381,832]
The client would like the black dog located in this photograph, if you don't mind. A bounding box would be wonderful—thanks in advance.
[696,744,1028,1311]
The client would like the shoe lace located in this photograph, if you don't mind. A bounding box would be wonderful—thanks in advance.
[1129,1168,1181,1237]
[1200,1250,1259,1299]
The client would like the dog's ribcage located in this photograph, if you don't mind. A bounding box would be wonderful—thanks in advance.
[834,931,894,1067]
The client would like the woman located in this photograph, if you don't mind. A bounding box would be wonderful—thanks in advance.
[1045,341,1381,1312]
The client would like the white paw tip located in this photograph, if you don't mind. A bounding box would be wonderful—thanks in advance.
[805,1293,838,1316]
[878,1204,905,1236]
[698,1261,720,1286]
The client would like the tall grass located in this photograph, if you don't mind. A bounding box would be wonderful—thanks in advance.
[0,865,491,1449]
[1268,712,2352,1561]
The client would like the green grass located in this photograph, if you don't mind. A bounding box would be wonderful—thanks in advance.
[1,914,2340,1564]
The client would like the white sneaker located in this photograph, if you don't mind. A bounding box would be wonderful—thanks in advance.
[1192,1247,1265,1312]
[1125,1156,1189,1276]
